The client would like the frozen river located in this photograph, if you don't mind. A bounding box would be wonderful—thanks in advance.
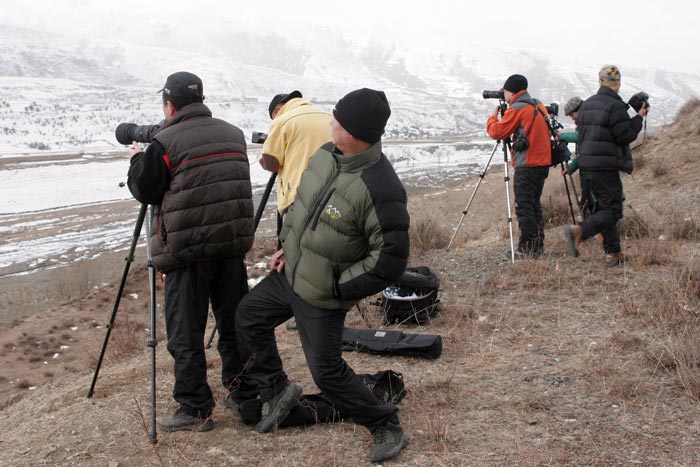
[0,138,497,276]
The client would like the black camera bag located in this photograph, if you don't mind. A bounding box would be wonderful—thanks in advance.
[551,139,572,166]
[378,266,440,325]
[341,327,443,360]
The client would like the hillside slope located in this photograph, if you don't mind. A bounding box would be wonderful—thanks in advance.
[1,102,699,466]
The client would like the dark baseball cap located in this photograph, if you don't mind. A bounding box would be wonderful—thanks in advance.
[158,71,204,100]
[268,90,302,118]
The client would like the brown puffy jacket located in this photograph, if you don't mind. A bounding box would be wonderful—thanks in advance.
[150,103,254,271]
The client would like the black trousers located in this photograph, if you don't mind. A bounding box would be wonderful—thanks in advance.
[513,166,549,253]
[235,271,399,431]
[580,170,623,254]
[163,257,255,417]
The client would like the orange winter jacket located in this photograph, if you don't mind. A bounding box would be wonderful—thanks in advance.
[486,90,552,167]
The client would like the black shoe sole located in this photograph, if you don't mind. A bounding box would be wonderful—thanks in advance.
[158,418,215,432]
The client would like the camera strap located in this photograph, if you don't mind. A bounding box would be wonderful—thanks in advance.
[517,104,539,144]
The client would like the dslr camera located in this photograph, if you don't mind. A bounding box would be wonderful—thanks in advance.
[628,92,650,112]
[545,103,559,117]
[115,121,165,145]
[251,131,268,144]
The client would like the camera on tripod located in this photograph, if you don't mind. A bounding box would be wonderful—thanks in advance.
[483,90,505,100]
[483,90,507,114]
[115,122,164,145]
[628,91,650,112]
[545,103,559,117]
[251,131,268,144]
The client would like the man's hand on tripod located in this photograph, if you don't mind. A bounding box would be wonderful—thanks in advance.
[488,106,500,119]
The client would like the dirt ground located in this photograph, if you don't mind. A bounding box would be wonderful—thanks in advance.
[1,106,700,466]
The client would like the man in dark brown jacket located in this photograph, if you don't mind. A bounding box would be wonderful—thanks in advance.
[126,71,255,432]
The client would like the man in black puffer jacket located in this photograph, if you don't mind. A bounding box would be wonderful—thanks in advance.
[564,65,648,266]
[126,71,255,432]
[235,88,410,463]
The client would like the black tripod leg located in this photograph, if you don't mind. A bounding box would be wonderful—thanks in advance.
[560,163,577,225]
[206,172,277,349]
[144,206,158,444]
[87,203,147,398]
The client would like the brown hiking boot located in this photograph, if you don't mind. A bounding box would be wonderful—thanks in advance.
[158,408,215,432]
[604,252,626,267]
[564,225,583,257]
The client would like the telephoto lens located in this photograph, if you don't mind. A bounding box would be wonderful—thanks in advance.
[482,90,505,100]
[114,122,163,145]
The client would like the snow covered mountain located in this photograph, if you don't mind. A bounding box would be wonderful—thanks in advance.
[1,23,698,154]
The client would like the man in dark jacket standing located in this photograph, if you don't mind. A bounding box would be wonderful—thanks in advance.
[564,65,648,265]
[235,88,410,463]
[487,74,552,257]
[126,71,256,432]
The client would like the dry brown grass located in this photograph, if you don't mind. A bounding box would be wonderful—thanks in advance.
[409,213,451,251]
[543,178,577,227]
[54,259,94,302]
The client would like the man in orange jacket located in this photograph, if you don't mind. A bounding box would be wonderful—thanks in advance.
[486,74,552,257]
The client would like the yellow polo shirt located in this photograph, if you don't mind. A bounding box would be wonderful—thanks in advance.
[262,99,332,212]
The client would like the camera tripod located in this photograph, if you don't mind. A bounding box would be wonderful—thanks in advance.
[87,203,159,444]
[447,135,516,263]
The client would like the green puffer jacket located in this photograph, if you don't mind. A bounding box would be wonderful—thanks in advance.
[280,142,410,310]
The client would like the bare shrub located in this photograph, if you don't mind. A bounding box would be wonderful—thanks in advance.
[87,313,145,367]
[674,255,700,314]
[650,160,669,177]
[543,186,574,227]
[410,214,450,251]
[625,238,673,267]
[665,327,700,400]
[54,260,93,302]
[15,379,32,389]
[670,216,700,241]
[609,330,644,351]
[634,152,646,170]
[618,205,651,239]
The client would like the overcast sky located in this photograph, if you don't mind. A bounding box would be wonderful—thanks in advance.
[2,0,699,76]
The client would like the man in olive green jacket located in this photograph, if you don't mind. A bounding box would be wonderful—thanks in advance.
[235,88,410,463]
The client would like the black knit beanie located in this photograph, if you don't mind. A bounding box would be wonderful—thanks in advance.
[503,74,528,93]
[333,88,391,144]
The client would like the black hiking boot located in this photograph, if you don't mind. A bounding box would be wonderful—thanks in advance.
[158,407,214,432]
[370,422,408,463]
[254,382,302,433]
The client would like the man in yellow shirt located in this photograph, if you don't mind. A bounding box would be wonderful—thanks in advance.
[259,91,332,330]
[260,90,332,229]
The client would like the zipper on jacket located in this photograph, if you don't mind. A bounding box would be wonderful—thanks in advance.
[310,187,337,231]
[290,158,340,286]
